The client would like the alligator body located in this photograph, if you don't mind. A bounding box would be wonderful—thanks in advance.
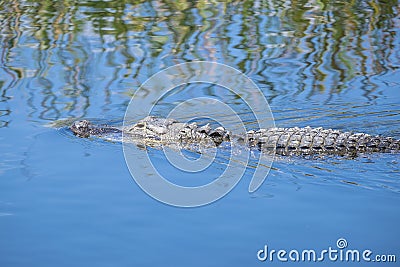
[70,116,400,156]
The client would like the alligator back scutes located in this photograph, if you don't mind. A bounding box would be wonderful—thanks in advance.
[249,127,400,156]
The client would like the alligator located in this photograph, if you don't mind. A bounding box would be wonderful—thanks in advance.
[70,116,400,156]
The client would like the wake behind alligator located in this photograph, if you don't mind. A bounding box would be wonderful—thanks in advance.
[70,116,400,157]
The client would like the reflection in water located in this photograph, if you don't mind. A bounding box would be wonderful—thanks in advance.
[0,0,399,125]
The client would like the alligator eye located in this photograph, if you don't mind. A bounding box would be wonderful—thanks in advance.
[70,120,91,137]
[209,132,222,138]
